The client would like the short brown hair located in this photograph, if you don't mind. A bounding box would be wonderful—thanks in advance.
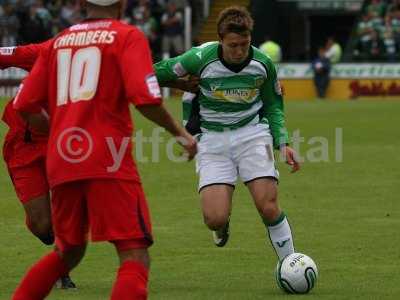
[217,6,254,38]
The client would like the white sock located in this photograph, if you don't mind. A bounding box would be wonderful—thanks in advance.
[267,215,295,261]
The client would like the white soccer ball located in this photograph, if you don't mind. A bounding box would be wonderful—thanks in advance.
[275,253,318,294]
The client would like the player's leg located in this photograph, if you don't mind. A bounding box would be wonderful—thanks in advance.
[246,178,294,261]
[12,243,86,300]
[200,184,234,247]
[8,159,77,288]
[111,244,150,300]
[86,179,153,300]
[6,160,54,245]
[22,192,78,289]
[22,194,53,244]
[237,125,295,261]
[12,181,87,299]
[196,132,237,247]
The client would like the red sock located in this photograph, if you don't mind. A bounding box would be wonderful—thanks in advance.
[110,260,149,300]
[12,251,68,300]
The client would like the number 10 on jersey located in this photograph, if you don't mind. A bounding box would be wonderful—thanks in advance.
[57,46,101,106]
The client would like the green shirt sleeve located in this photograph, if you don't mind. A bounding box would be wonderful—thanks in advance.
[261,61,289,149]
[154,47,203,84]
[153,56,181,84]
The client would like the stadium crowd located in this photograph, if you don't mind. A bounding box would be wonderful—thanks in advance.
[354,0,400,61]
[0,0,199,60]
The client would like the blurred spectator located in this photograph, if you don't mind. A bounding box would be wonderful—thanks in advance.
[259,36,282,64]
[59,0,81,29]
[366,0,387,18]
[133,0,158,49]
[312,47,331,99]
[382,27,397,61]
[387,0,400,17]
[16,0,55,43]
[353,0,400,61]
[35,0,52,28]
[356,13,374,51]
[169,0,188,10]
[366,30,386,60]
[161,1,183,56]
[0,1,19,46]
[386,11,400,46]
[324,37,342,64]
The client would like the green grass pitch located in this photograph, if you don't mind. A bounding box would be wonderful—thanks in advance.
[0,98,399,299]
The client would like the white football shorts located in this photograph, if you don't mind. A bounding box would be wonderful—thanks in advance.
[195,123,279,191]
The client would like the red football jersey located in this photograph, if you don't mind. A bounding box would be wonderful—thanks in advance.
[14,19,162,187]
[1,42,50,167]
[1,41,50,133]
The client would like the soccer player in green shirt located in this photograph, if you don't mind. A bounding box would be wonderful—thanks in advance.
[155,6,300,261]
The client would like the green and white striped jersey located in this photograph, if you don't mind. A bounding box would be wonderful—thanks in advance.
[154,41,289,148]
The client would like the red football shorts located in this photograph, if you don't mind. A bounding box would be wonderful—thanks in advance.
[51,179,153,250]
[6,158,49,203]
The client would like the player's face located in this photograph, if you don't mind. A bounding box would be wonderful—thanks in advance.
[220,33,251,64]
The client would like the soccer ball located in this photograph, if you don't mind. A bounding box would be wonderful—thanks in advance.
[275,253,318,294]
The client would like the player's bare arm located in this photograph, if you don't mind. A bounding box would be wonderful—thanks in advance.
[160,75,200,93]
[136,104,197,160]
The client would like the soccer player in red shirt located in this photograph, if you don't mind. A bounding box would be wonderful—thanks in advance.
[12,0,197,299]
[1,42,77,289]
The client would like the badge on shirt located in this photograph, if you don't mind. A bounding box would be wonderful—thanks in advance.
[146,74,161,98]
[0,47,16,56]
[173,62,187,77]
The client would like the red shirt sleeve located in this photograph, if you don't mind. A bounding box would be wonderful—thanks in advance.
[0,40,51,71]
[119,29,162,106]
[13,46,49,113]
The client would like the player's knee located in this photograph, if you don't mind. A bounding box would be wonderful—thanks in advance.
[203,213,229,231]
[260,197,280,221]
[115,247,150,269]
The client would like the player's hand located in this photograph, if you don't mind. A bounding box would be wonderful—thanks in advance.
[177,75,200,93]
[280,145,300,173]
[177,131,198,161]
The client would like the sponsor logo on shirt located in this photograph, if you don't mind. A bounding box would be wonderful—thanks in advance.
[70,21,112,31]
[146,74,161,98]
[210,83,221,91]
[0,47,16,56]
[212,88,258,103]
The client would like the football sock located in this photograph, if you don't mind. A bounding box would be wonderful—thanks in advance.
[264,212,295,261]
[110,260,149,300]
[12,251,68,300]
